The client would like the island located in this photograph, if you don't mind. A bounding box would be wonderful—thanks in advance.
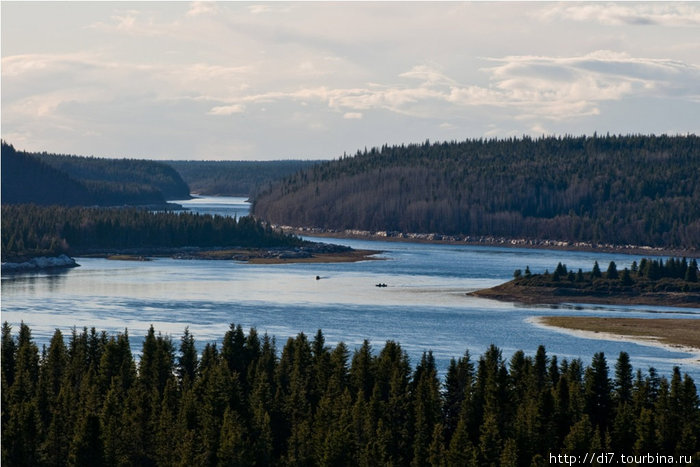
[471,258,700,308]
[1,204,379,271]
[95,244,379,264]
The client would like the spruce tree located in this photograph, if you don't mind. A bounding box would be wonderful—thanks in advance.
[584,352,611,433]
[178,327,198,387]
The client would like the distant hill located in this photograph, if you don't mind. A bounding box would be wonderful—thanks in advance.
[1,143,92,205]
[1,142,190,206]
[252,134,700,250]
[37,151,191,200]
[166,160,322,197]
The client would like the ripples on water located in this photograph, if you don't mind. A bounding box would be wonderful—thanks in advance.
[3,196,699,380]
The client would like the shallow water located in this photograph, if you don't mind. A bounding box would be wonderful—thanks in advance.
[3,196,699,380]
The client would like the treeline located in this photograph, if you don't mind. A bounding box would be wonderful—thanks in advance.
[1,142,190,206]
[3,323,700,466]
[1,204,302,261]
[515,257,700,292]
[166,160,321,197]
[252,134,700,250]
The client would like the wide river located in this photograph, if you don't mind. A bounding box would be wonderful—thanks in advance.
[3,196,700,380]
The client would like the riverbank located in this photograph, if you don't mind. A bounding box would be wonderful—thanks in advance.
[470,281,700,308]
[277,225,697,257]
[1,254,79,273]
[531,316,700,362]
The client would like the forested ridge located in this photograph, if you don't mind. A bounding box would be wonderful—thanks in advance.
[166,160,321,197]
[3,323,700,466]
[1,204,302,262]
[252,134,700,250]
[1,142,190,206]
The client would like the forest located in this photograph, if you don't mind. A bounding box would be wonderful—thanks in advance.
[252,134,700,251]
[1,204,303,262]
[515,257,700,292]
[3,323,699,466]
[1,142,190,206]
[166,160,320,197]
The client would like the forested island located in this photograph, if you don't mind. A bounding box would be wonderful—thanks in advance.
[0,204,375,269]
[253,134,700,252]
[3,323,700,466]
[166,160,320,197]
[1,142,190,206]
[473,257,700,308]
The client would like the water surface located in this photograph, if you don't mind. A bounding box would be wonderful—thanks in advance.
[3,196,698,380]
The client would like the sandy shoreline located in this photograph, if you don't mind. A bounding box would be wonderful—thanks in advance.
[528,316,700,365]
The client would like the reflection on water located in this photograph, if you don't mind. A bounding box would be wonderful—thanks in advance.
[2,196,700,380]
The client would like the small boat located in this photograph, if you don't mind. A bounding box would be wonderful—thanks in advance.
[375,283,387,288]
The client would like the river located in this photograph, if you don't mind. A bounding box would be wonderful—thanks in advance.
[2,196,699,380]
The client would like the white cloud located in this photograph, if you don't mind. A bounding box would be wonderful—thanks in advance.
[481,50,700,119]
[202,51,700,123]
[208,104,245,116]
[399,65,456,86]
[187,2,217,17]
[248,5,272,15]
[539,3,700,27]
[3,2,700,159]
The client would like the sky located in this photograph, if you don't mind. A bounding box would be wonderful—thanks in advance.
[2,2,700,161]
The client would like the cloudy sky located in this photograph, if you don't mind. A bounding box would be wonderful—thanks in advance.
[2,2,700,160]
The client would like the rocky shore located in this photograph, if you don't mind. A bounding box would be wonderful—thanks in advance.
[1,254,79,273]
[276,225,697,257]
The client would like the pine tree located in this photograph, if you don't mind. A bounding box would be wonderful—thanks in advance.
[478,412,502,466]
[412,351,441,467]
[499,438,518,467]
[4,323,42,466]
[584,352,611,433]
[178,327,198,387]
[446,417,476,467]
[217,407,249,466]
[634,407,657,453]
[68,413,104,466]
[606,261,618,279]
[443,352,473,443]
[1,322,16,388]
[222,323,247,381]
[563,414,593,456]
[614,352,633,405]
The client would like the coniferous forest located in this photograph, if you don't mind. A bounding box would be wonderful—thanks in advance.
[252,134,700,250]
[1,142,190,206]
[3,323,700,466]
[1,204,302,262]
[515,258,700,292]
